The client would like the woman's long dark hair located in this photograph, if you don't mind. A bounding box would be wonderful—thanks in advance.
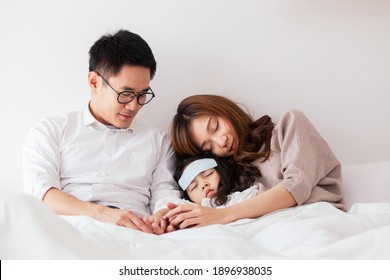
[171,94,275,178]
[174,154,255,206]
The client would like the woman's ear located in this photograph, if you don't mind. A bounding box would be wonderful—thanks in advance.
[88,71,99,95]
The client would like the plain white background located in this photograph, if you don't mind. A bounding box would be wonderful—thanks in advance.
[0,0,389,196]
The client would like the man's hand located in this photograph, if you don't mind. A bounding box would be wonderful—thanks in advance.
[96,206,154,234]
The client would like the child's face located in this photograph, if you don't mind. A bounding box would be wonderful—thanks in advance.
[186,167,220,204]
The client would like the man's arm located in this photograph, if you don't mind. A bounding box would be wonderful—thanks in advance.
[24,118,154,233]
[43,187,154,233]
[148,133,183,213]
[43,187,100,217]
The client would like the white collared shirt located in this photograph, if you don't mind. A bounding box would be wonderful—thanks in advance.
[23,107,182,216]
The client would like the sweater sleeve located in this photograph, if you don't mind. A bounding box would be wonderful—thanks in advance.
[275,110,344,207]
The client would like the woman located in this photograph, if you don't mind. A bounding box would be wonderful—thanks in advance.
[164,94,345,229]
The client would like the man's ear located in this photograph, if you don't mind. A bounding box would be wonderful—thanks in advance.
[88,71,99,94]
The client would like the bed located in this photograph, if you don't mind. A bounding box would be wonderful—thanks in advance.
[1,161,389,260]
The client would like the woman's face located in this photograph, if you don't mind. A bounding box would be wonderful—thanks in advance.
[189,115,238,157]
[186,168,220,204]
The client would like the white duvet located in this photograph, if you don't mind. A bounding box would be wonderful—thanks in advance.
[1,194,389,259]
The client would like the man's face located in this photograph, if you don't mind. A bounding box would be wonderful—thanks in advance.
[89,65,151,129]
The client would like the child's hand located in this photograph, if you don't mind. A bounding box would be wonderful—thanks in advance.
[144,209,176,235]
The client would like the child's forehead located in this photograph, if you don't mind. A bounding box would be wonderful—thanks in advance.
[178,158,218,190]
[193,167,215,177]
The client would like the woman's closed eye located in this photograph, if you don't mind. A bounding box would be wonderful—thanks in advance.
[211,119,219,133]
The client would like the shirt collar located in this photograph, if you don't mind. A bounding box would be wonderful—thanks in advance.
[83,104,135,132]
[83,105,96,127]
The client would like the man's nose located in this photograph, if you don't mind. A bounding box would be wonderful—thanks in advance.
[125,98,143,111]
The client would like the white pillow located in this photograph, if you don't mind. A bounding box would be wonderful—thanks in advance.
[341,160,390,210]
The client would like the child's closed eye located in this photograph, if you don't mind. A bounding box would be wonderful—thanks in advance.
[203,170,214,177]
[189,183,198,192]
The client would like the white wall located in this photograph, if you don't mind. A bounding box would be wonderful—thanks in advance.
[1,0,389,196]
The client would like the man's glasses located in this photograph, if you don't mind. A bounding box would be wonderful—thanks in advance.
[95,71,155,105]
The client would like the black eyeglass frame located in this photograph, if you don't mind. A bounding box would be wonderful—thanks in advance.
[94,71,155,105]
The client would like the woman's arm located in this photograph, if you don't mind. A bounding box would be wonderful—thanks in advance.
[164,185,296,228]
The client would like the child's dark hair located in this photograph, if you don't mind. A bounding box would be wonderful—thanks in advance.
[174,153,255,206]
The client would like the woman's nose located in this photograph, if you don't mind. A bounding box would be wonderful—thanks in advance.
[214,134,227,147]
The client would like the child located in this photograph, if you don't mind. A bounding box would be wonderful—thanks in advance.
[149,155,260,231]
[174,155,263,208]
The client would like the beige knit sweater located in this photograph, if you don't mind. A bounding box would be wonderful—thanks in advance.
[253,109,346,211]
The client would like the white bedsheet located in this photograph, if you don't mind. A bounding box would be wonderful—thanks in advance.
[1,194,389,259]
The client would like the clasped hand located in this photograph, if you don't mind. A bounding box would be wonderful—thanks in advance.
[97,206,173,235]
[163,202,227,229]
[101,203,227,234]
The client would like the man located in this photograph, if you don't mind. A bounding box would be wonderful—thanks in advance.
[23,29,181,234]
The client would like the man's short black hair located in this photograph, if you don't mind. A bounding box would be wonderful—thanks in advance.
[89,29,156,79]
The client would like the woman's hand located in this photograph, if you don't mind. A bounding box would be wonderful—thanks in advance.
[163,203,230,229]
